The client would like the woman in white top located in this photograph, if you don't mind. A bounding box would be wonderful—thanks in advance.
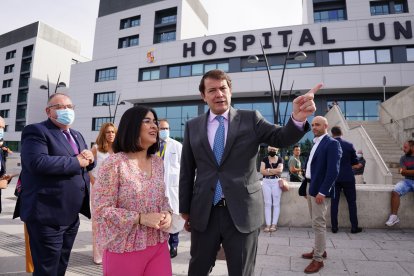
[89,122,117,264]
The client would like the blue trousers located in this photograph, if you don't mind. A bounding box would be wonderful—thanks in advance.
[330,181,359,229]
[26,217,80,276]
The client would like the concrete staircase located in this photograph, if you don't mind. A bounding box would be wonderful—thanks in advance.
[348,120,404,184]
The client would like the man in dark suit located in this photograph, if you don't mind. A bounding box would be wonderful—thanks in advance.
[179,69,321,276]
[330,126,363,234]
[301,116,342,274]
[0,116,12,214]
[20,93,95,276]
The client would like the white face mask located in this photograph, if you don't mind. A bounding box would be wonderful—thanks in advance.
[159,129,170,140]
[356,154,362,158]
[0,128,4,140]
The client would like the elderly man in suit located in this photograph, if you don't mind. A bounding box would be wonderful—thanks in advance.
[179,69,321,276]
[330,126,363,234]
[301,116,342,274]
[20,93,95,276]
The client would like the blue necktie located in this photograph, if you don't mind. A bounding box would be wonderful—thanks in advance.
[213,115,225,205]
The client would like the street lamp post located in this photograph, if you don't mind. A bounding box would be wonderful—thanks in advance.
[248,38,306,125]
[382,76,387,102]
[39,73,67,97]
[102,94,126,123]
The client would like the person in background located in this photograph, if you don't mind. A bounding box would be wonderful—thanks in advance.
[93,106,173,276]
[330,126,363,234]
[20,93,94,276]
[289,145,304,182]
[0,116,15,214]
[179,69,320,276]
[157,119,183,258]
[301,116,342,274]
[89,122,117,264]
[353,150,366,184]
[385,140,414,227]
[260,146,283,232]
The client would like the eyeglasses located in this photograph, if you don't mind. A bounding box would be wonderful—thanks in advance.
[48,104,75,110]
[142,118,158,126]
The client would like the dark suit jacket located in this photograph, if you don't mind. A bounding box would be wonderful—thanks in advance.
[179,108,309,233]
[20,119,94,225]
[335,137,359,183]
[308,135,342,197]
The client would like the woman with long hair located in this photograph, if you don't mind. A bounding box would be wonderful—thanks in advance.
[89,122,117,264]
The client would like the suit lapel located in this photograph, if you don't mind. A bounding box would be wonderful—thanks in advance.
[46,120,77,155]
[220,107,240,164]
[311,135,329,163]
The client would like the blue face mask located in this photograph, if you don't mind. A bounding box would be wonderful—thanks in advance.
[55,109,75,126]
[159,129,170,140]
[0,128,4,140]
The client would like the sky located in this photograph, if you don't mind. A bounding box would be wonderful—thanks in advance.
[0,0,302,58]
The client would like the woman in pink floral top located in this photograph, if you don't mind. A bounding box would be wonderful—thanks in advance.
[93,106,173,276]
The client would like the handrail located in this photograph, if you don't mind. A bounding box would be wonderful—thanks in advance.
[379,103,402,129]
[357,125,391,176]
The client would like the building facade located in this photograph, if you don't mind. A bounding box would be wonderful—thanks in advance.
[69,0,414,145]
[0,22,88,150]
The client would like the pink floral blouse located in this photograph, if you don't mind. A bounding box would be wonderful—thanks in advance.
[93,152,171,253]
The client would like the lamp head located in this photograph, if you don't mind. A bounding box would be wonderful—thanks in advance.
[118,101,126,106]
[293,51,307,61]
[57,82,66,88]
[247,55,260,64]
[40,85,48,90]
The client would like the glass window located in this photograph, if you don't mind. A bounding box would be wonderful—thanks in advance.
[92,117,112,131]
[407,48,414,61]
[142,71,151,81]
[204,64,217,72]
[360,50,376,64]
[169,66,180,78]
[0,109,9,118]
[329,52,343,65]
[192,64,203,75]
[5,50,16,60]
[286,63,300,69]
[151,70,160,80]
[1,94,11,103]
[376,49,391,63]
[270,64,283,70]
[120,15,141,29]
[4,64,14,74]
[344,101,363,118]
[370,2,390,15]
[96,67,117,82]
[118,35,139,48]
[141,68,160,81]
[180,65,191,77]
[153,107,167,118]
[217,63,229,72]
[301,62,315,68]
[344,51,359,65]
[2,79,12,88]
[364,100,380,117]
[94,92,116,106]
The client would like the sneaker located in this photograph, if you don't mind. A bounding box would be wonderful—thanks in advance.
[385,214,400,226]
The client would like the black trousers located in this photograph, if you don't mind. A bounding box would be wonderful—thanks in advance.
[188,204,259,276]
[26,217,80,276]
[330,181,359,229]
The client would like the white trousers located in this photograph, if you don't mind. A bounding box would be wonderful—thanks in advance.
[262,178,282,226]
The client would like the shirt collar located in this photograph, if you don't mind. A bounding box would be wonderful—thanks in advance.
[208,109,230,123]
[313,133,328,143]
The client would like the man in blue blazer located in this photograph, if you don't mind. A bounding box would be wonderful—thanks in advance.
[20,93,95,276]
[301,116,342,274]
[330,126,363,234]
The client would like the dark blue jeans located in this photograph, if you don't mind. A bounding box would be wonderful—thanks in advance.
[331,181,359,229]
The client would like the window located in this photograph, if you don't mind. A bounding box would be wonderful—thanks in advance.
[141,68,160,81]
[94,92,116,106]
[167,62,230,79]
[95,67,117,82]
[328,48,391,65]
[314,9,346,22]
[120,15,141,29]
[370,1,389,15]
[328,100,380,120]
[407,48,414,61]
[1,94,11,103]
[0,109,9,118]
[4,64,14,74]
[16,105,26,119]
[344,51,359,65]
[6,50,16,60]
[2,79,12,88]
[118,35,139,48]
[156,31,176,43]
[92,117,112,131]
[15,121,26,132]
[370,0,408,15]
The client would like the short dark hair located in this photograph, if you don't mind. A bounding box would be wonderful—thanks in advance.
[331,126,342,136]
[112,105,159,155]
[198,69,232,94]
[407,140,414,147]
[293,144,300,150]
